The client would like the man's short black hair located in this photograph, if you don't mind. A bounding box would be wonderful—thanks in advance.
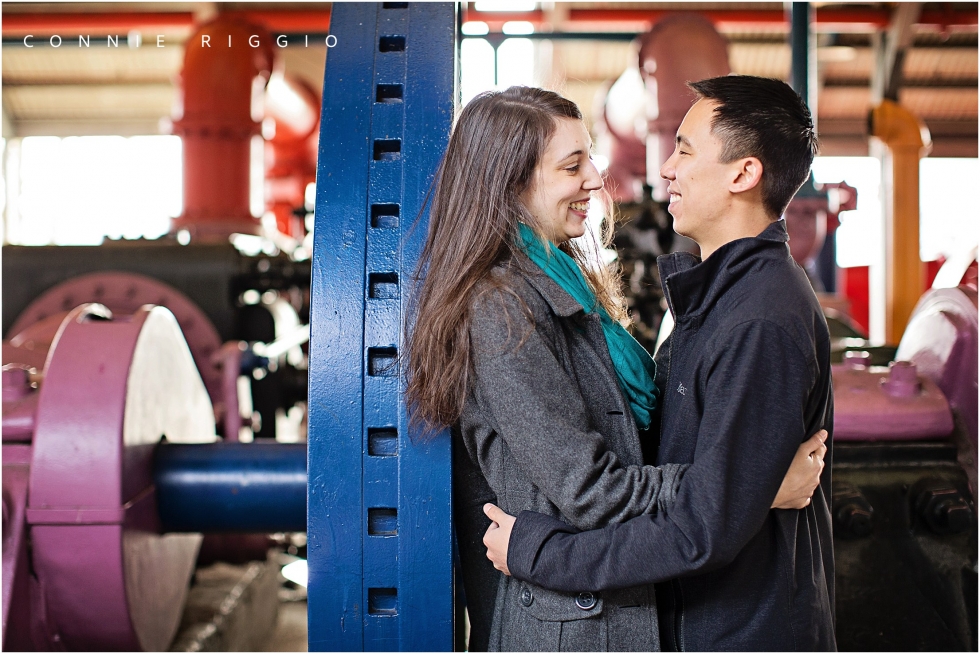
[688,75,818,219]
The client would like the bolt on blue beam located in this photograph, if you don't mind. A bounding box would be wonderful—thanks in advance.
[154,442,307,533]
[307,2,456,651]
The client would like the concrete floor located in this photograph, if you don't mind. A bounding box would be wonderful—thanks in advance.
[261,601,308,652]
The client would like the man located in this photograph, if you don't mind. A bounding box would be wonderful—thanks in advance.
[483,75,836,651]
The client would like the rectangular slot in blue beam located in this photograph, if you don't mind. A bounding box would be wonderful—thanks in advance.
[373,139,401,161]
[367,428,398,457]
[379,35,406,52]
[368,588,398,615]
[370,204,399,229]
[368,508,398,536]
[368,273,399,299]
[376,84,404,104]
[367,347,398,376]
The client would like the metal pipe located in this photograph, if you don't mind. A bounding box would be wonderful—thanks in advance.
[4,6,973,38]
[0,10,332,37]
[790,3,811,108]
[461,7,977,30]
[154,442,307,533]
[869,100,931,344]
[171,14,273,241]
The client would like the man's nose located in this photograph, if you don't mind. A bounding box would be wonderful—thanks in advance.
[660,155,676,181]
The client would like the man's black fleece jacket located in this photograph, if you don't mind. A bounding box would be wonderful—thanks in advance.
[508,220,836,651]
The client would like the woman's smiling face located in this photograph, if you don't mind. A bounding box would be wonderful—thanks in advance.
[522,118,603,244]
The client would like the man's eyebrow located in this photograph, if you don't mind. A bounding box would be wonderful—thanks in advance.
[676,135,693,148]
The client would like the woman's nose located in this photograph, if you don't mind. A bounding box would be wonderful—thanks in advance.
[584,160,603,190]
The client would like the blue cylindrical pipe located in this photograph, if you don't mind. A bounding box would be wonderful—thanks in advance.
[155,442,307,533]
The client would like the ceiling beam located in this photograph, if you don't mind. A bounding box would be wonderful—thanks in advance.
[872,3,923,103]
[0,10,333,37]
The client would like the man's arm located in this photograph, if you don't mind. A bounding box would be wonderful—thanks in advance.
[500,319,820,592]
[484,430,826,575]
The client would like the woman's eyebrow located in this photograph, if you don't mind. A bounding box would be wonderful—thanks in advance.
[559,148,588,161]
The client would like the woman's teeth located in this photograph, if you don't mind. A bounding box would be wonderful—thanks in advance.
[569,201,589,212]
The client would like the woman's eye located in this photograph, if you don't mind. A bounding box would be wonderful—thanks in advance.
[566,165,580,173]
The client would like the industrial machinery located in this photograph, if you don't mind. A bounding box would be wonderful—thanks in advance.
[832,278,977,651]
[1,302,306,650]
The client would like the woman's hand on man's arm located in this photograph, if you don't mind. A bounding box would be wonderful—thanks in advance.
[771,429,828,509]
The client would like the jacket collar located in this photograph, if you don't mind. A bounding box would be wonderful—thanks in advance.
[657,219,791,321]
[509,250,585,318]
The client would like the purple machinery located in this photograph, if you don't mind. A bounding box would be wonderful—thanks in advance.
[831,280,977,650]
[1,256,976,651]
[2,303,215,651]
[2,275,306,651]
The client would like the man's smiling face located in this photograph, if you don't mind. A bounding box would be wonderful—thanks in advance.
[659,98,736,246]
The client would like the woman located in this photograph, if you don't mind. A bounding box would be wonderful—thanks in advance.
[405,87,823,651]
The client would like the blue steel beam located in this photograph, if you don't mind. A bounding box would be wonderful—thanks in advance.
[155,442,307,533]
[307,4,455,651]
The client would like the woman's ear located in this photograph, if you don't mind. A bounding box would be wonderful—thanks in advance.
[729,157,763,194]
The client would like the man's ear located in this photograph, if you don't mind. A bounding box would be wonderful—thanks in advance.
[729,157,763,194]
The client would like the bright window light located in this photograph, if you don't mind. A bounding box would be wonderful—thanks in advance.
[461,38,496,106]
[813,156,980,268]
[281,559,308,588]
[9,135,181,245]
[462,21,490,36]
[497,38,535,88]
[475,0,536,11]
[811,156,882,269]
[919,158,979,261]
[502,21,535,35]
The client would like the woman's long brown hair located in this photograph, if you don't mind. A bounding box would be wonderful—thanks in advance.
[404,86,626,434]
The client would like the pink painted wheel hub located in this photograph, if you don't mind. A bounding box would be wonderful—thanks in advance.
[23,303,216,650]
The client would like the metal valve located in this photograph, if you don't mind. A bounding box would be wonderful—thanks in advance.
[833,484,874,538]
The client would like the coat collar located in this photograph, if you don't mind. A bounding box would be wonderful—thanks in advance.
[509,250,585,318]
[657,219,792,321]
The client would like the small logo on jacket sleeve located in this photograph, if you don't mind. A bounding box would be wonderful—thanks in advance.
[677,383,687,396]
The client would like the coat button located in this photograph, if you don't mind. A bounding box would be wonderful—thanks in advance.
[575,592,597,610]
[520,587,534,607]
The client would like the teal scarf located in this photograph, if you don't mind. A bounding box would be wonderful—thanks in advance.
[517,223,658,429]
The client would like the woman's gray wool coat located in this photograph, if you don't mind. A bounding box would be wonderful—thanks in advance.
[453,254,687,652]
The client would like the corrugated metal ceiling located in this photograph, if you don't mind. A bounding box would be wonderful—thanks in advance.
[1,2,976,155]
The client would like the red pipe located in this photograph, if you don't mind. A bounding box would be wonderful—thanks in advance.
[0,10,331,37]
[265,74,320,238]
[0,12,195,35]
[461,7,977,29]
[5,7,972,37]
[171,14,274,241]
[234,10,332,33]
